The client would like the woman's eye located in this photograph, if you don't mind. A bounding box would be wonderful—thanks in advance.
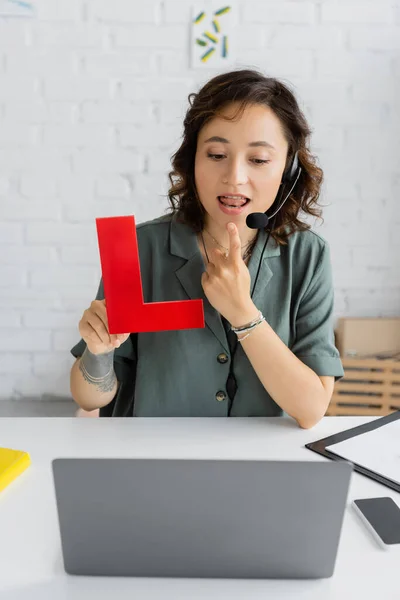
[207,153,225,160]
[207,153,270,165]
[252,159,270,165]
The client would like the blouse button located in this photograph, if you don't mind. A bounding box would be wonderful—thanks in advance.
[215,391,226,402]
[217,353,229,364]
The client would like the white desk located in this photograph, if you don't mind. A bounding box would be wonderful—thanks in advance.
[0,417,398,600]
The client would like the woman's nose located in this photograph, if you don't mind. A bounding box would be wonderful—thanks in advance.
[223,159,248,186]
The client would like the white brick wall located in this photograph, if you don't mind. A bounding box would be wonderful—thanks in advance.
[0,0,399,400]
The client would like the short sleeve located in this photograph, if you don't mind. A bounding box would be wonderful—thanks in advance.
[70,279,138,417]
[291,243,344,381]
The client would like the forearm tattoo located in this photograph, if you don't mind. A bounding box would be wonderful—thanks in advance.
[79,347,117,393]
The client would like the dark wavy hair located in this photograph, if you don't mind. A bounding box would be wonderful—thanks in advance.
[167,69,323,245]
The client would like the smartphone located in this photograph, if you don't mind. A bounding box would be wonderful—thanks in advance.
[352,497,400,549]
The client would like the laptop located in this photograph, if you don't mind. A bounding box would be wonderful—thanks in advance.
[52,458,352,579]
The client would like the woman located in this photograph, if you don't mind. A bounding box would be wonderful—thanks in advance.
[70,69,343,427]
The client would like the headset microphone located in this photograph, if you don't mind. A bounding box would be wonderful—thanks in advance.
[246,151,302,298]
[246,152,302,231]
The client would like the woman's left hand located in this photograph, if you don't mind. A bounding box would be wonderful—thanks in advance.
[201,222,258,326]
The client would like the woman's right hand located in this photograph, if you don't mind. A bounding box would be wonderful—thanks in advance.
[78,299,130,355]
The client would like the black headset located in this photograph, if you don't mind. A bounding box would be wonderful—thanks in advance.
[247,151,302,296]
[226,151,302,416]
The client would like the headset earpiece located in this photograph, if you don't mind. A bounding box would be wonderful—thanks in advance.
[281,151,299,185]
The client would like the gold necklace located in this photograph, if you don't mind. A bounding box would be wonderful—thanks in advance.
[201,230,256,262]
[204,228,252,253]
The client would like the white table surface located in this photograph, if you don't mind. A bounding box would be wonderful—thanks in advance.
[0,416,399,600]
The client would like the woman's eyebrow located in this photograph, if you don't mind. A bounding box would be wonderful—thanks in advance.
[203,135,276,150]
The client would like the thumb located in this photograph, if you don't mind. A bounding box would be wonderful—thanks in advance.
[118,333,130,341]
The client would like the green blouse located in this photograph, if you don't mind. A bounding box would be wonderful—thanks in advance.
[71,213,343,417]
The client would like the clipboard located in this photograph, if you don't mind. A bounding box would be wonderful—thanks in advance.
[305,410,400,493]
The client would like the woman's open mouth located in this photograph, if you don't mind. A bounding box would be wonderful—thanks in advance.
[217,195,250,215]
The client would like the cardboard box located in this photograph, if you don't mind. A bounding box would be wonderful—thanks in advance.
[335,318,400,358]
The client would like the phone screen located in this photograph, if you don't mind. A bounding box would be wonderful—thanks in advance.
[354,497,400,545]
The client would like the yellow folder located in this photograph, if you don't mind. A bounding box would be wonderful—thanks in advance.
[0,448,31,493]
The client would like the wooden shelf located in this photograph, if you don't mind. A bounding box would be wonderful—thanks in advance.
[328,358,400,416]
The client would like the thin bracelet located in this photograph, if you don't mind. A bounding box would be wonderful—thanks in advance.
[237,320,264,342]
[79,359,113,382]
[231,311,262,332]
[231,311,265,333]
[235,316,265,335]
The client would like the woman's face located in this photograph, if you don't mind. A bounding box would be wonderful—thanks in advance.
[194,102,289,231]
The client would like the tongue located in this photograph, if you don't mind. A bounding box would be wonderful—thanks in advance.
[220,196,246,206]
